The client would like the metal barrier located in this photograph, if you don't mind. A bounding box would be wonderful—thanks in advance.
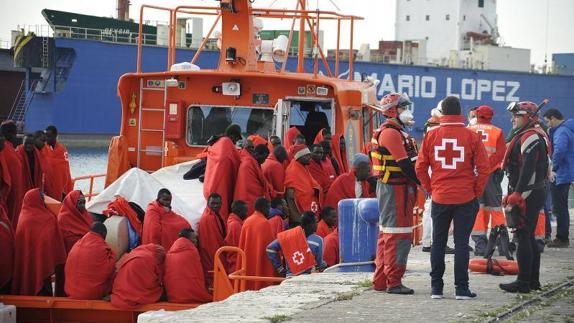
[213,246,285,302]
[71,173,106,201]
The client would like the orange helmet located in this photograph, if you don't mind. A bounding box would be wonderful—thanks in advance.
[379,93,412,118]
[507,101,540,127]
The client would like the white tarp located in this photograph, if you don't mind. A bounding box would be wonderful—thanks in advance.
[86,161,206,230]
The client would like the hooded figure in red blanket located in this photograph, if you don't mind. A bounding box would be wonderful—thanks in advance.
[16,134,44,193]
[142,188,191,251]
[224,200,248,271]
[203,124,242,219]
[308,144,335,195]
[164,228,212,303]
[234,144,274,215]
[58,190,93,253]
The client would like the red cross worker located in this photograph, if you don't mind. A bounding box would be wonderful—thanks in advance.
[415,96,490,300]
[370,93,421,295]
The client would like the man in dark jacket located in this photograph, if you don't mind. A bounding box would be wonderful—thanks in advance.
[543,108,574,248]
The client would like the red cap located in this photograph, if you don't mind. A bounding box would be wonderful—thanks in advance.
[476,105,494,120]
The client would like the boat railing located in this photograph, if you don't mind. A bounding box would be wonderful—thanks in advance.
[72,173,106,201]
[52,24,159,46]
[213,246,285,301]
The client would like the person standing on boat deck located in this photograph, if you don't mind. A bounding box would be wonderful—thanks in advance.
[0,136,14,293]
[12,188,67,296]
[142,188,191,251]
[416,96,489,300]
[263,145,288,194]
[234,144,274,216]
[468,105,508,256]
[164,228,212,303]
[499,101,551,293]
[197,193,226,288]
[64,222,116,300]
[111,243,166,310]
[43,125,73,201]
[269,135,281,148]
[284,144,322,227]
[238,197,277,290]
[203,123,241,219]
[268,197,288,238]
[308,144,335,196]
[16,134,44,193]
[371,93,420,295]
[57,190,93,253]
[224,200,248,271]
[331,134,349,175]
[0,121,25,228]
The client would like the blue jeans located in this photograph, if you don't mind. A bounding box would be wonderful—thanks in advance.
[430,198,479,291]
[551,183,571,241]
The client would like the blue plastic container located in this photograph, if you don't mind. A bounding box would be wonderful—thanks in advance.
[336,198,379,272]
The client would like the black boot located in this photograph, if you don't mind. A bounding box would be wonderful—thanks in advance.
[530,281,542,291]
[387,284,415,295]
[499,280,530,293]
[497,226,514,260]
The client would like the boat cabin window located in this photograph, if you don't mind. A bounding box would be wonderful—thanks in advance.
[186,106,274,146]
[289,100,333,144]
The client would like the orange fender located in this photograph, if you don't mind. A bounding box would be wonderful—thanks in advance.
[469,258,519,275]
[105,135,130,188]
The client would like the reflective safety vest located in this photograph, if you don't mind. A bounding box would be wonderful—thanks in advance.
[370,123,418,184]
[468,123,503,158]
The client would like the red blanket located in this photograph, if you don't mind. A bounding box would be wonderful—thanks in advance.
[111,244,165,309]
[11,188,67,295]
[0,207,14,290]
[164,237,212,303]
[42,142,73,201]
[323,228,339,267]
[1,142,24,228]
[324,171,369,209]
[332,134,349,174]
[234,152,272,215]
[284,160,322,214]
[15,146,44,194]
[284,127,301,150]
[64,232,116,299]
[277,227,316,275]
[103,196,143,238]
[198,207,226,286]
[203,137,240,219]
[142,201,191,251]
[238,211,277,290]
[224,213,243,271]
[316,219,334,238]
[268,215,285,239]
[58,190,93,253]
[262,155,285,194]
[308,160,334,194]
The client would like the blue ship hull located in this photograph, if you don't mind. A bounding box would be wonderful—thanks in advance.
[25,38,574,139]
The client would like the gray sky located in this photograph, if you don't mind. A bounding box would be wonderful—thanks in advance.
[0,0,572,65]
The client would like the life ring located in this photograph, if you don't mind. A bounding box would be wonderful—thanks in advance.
[469,258,519,275]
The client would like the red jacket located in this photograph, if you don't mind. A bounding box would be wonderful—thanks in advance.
[415,115,490,204]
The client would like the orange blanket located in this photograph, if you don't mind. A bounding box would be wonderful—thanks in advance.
[1,142,24,228]
[284,160,322,214]
[224,213,243,271]
[203,137,240,219]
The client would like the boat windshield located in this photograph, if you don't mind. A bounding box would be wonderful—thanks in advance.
[186,106,274,146]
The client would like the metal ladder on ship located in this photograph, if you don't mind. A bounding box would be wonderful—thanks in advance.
[136,78,166,171]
